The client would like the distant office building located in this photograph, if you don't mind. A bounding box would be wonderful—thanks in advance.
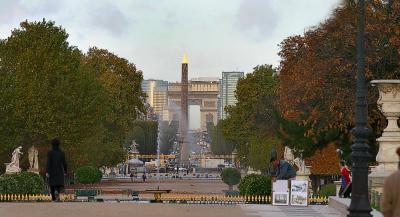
[141,79,169,120]
[219,71,244,119]
[217,78,223,120]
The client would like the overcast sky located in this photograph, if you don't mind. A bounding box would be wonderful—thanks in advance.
[0,0,340,82]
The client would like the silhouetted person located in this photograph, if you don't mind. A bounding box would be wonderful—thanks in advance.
[142,173,146,182]
[130,173,134,183]
[46,138,67,201]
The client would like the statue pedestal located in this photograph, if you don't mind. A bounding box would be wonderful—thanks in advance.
[296,166,312,195]
[28,168,40,174]
[5,163,21,174]
[369,80,400,192]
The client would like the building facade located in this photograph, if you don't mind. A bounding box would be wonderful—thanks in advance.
[219,71,244,119]
[141,79,169,120]
[168,77,219,131]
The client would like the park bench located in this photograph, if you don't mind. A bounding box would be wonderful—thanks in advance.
[75,189,100,202]
[127,189,140,201]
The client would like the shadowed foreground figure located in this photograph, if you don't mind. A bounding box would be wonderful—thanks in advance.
[381,147,400,217]
[46,138,67,201]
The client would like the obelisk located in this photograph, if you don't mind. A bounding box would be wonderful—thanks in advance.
[180,53,189,167]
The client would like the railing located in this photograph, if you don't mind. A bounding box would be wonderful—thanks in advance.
[160,194,329,205]
[0,193,330,204]
[0,194,75,202]
[370,190,382,211]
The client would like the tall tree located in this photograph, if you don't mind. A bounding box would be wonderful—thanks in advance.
[278,2,400,157]
[159,120,179,154]
[222,64,279,167]
[0,20,111,170]
[83,47,146,150]
[208,122,233,155]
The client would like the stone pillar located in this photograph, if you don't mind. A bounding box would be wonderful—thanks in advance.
[369,80,400,191]
[334,181,341,197]
[296,166,313,195]
[180,53,190,167]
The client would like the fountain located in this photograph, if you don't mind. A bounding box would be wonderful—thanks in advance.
[145,119,171,202]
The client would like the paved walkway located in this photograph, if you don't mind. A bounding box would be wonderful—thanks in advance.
[241,204,341,217]
[68,179,234,194]
[0,203,247,217]
[0,203,343,217]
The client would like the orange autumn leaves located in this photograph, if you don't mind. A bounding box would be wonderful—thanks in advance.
[278,2,400,139]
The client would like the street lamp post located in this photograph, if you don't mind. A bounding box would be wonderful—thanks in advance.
[348,0,372,216]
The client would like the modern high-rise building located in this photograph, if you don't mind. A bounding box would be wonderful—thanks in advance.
[219,71,244,119]
[141,79,169,120]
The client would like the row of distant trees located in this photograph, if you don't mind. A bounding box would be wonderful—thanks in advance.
[0,20,150,172]
[213,1,400,173]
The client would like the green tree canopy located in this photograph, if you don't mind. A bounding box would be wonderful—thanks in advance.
[0,20,146,171]
[221,168,241,190]
[0,20,112,170]
[222,64,279,167]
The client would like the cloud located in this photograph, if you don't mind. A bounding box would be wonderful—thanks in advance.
[235,0,278,41]
[88,3,129,35]
[0,0,62,23]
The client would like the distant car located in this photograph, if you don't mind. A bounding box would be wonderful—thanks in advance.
[174,167,187,172]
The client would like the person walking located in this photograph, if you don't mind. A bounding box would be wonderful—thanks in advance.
[270,156,297,181]
[142,173,147,182]
[381,147,400,217]
[339,160,352,198]
[130,173,134,183]
[46,138,67,201]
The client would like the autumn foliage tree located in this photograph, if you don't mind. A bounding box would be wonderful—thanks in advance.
[278,1,400,157]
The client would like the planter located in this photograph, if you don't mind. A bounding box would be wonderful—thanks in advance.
[369,80,400,189]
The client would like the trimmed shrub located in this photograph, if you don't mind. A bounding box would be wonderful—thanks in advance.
[0,172,44,194]
[239,174,271,196]
[14,172,44,194]
[238,174,258,195]
[221,168,241,190]
[319,183,336,197]
[75,166,102,184]
[0,174,19,194]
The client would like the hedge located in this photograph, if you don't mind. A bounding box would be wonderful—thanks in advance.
[0,172,44,194]
[238,174,271,196]
[319,183,336,197]
[75,166,102,184]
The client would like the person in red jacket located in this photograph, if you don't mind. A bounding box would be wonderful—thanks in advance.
[339,160,352,198]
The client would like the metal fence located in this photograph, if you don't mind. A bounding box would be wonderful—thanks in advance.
[370,190,382,211]
[0,193,330,204]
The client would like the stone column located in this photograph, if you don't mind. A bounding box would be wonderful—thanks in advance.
[296,166,313,195]
[369,80,400,191]
[180,53,189,167]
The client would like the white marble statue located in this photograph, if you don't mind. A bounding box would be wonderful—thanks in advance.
[294,157,306,174]
[28,145,39,173]
[130,140,139,153]
[284,146,295,165]
[5,146,23,173]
